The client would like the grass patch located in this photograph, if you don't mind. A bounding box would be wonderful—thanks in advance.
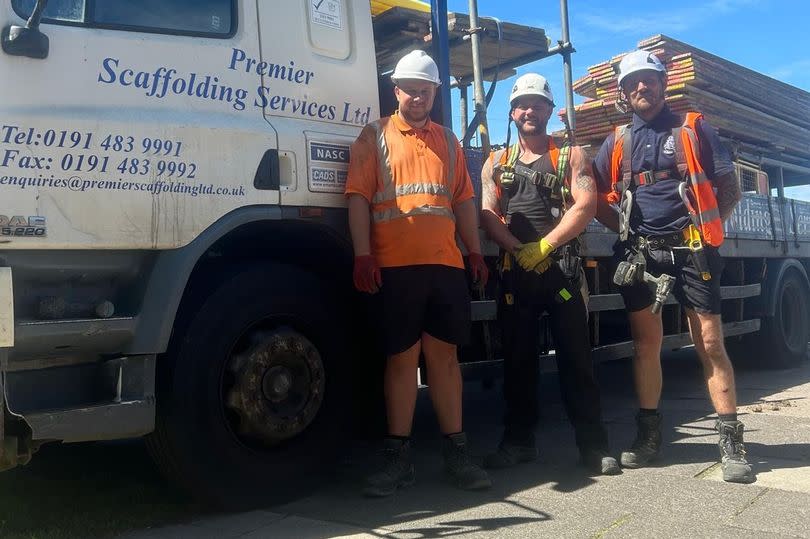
[0,439,202,538]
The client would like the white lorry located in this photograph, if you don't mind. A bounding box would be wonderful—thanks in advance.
[0,0,554,506]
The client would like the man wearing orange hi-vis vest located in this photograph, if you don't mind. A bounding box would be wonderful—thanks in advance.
[592,50,751,483]
[345,50,491,497]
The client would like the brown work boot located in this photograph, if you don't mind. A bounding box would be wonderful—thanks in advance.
[620,412,662,468]
[442,433,492,490]
[717,420,755,484]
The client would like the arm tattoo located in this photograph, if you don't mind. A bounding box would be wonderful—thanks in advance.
[481,159,501,214]
[714,172,742,220]
[575,174,596,192]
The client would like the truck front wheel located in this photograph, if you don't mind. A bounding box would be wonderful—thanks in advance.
[146,263,347,508]
[758,268,810,369]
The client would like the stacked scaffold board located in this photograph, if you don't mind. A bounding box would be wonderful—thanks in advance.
[566,35,810,167]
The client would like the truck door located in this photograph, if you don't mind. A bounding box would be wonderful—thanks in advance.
[0,0,279,250]
[256,0,380,209]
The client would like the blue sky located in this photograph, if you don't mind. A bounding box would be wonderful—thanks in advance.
[443,0,810,143]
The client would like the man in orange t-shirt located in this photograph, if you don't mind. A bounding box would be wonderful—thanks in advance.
[345,50,490,497]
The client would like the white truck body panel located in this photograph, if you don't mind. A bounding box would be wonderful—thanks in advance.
[0,0,379,249]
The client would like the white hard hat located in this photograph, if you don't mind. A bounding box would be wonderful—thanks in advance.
[509,73,554,107]
[391,50,441,85]
[617,50,667,87]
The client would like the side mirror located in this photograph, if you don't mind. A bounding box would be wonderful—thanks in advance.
[2,0,50,59]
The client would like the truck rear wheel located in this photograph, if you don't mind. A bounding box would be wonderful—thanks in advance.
[146,263,347,508]
[757,268,810,369]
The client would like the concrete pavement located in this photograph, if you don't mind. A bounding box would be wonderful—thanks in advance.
[121,350,810,538]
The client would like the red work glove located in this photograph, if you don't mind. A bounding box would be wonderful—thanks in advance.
[353,255,382,294]
[468,252,489,288]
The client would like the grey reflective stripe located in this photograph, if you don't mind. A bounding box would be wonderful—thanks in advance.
[443,127,457,182]
[373,182,451,203]
[370,121,456,223]
[372,205,456,223]
[371,121,457,204]
[397,183,450,197]
[683,125,702,162]
[691,170,710,185]
[372,120,396,203]
[683,127,705,184]
[699,207,721,222]
[683,126,710,185]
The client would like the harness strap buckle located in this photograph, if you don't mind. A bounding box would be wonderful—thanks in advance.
[636,170,672,186]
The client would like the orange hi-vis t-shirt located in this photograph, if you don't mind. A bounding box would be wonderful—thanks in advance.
[345,113,474,269]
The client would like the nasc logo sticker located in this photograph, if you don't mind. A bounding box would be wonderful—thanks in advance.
[308,140,350,194]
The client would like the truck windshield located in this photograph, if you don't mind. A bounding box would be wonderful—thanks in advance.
[12,0,83,22]
[12,0,234,36]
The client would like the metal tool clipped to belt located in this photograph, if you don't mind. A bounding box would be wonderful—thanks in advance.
[618,189,633,242]
[678,182,712,281]
[557,241,583,289]
[615,188,674,313]
[613,247,676,314]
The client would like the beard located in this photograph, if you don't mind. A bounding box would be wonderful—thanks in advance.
[630,88,665,115]
[515,117,547,137]
[400,105,430,124]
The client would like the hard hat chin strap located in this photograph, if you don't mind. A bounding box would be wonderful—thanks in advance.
[504,113,514,151]
[615,89,629,115]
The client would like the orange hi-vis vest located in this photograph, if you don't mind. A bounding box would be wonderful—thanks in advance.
[369,118,458,225]
[608,112,724,247]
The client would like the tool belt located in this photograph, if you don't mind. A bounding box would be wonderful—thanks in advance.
[633,232,684,251]
[627,225,712,281]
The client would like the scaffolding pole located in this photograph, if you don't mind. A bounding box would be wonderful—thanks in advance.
[430,0,452,128]
[559,0,576,140]
[467,0,490,155]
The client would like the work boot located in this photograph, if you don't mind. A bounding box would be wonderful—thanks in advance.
[442,433,492,490]
[580,448,621,475]
[620,412,662,468]
[717,420,755,484]
[362,438,416,497]
[484,437,539,469]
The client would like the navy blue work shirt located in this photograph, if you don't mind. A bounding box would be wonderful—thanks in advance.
[593,105,735,236]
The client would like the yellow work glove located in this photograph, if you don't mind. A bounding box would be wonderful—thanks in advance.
[533,257,555,275]
[515,238,556,272]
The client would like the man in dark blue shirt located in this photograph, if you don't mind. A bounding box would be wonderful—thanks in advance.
[592,50,751,483]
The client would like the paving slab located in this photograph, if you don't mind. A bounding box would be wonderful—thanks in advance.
[119,511,286,539]
[729,488,810,537]
[116,353,810,539]
[239,516,385,539]
[702,457,810,494]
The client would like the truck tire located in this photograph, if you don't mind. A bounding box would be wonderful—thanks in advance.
[757,268,810,369]
[146,263,348,508]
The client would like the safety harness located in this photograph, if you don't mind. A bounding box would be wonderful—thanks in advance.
[494,139,573,215]
[609,112,724,248]
[493,140,582,289]
[609,113,719,282]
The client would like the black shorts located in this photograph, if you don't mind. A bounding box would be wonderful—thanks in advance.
[612,242,724,314]
[374,265,471,356]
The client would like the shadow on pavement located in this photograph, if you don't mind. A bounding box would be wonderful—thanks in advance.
[1,348,808,538]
